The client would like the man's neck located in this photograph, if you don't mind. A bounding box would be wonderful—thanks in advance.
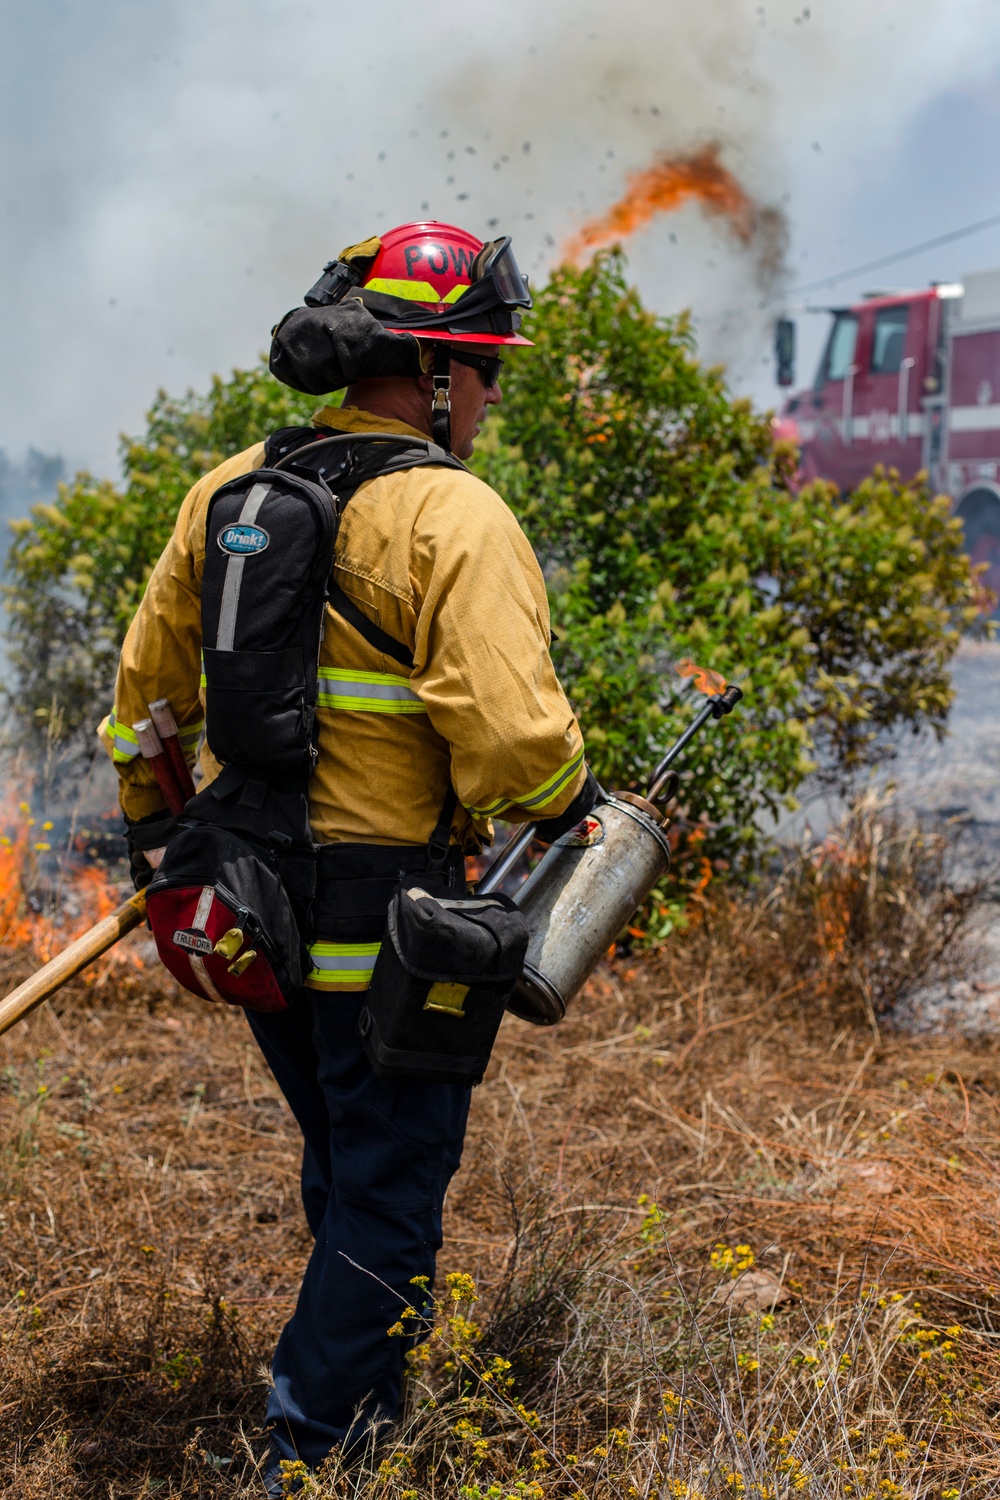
[341,378,432,439]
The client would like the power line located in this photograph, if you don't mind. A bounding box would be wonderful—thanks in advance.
[789,211,1000,297]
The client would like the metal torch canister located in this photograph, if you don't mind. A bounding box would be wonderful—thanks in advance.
[506,794,671,1026]
[481,682,744,1027]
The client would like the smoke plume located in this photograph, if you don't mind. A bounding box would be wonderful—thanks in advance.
[0,0,996,473]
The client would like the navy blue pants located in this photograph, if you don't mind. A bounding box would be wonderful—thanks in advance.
[246,992,472,1471]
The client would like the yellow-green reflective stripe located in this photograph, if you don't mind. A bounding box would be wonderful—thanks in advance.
[365,277,468,305]
[366,277,437,301]
[518,749,586,812]
[108,712,140,764]
[307,941,381,986]
[318,698,426,714]
[316,667,425,714]
[310,942,382,958]
[109,713,138,747]
[309,972,375,987]
[470,750,585,819]
[178,721,203,748]
[473,794,513,818]
[319,668,414,686]
[199,662,426,711]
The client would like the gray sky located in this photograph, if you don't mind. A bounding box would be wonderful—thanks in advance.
[3,0,1000,479]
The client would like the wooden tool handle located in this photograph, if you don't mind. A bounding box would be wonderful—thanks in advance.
[161,736,196,804]
[0,891,147,1040]
[134,718,186,815]
[148,698,197,802]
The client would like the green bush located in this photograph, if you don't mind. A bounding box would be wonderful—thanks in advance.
[3,251,982,888]
[473,253,981,880]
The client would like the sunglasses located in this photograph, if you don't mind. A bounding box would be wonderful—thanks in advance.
[446,348,505,388]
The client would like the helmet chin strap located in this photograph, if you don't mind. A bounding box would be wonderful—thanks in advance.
[431,346,452,451]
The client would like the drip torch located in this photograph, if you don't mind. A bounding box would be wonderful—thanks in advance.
[479,679,744,1026]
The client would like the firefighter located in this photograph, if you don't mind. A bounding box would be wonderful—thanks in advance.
[100,221,599,1489]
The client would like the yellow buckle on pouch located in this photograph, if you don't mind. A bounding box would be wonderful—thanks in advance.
[214,928,244,960]
[424,982,469,1017]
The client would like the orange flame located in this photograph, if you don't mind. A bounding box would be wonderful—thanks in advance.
[0,802,140,974]
[563,142,757,265]
[674,658,727,697]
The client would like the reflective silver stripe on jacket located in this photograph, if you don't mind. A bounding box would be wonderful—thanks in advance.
[316,668,426,715]
[306,940,382,988]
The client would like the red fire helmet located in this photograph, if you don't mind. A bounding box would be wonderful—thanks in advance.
[357,221,533,346]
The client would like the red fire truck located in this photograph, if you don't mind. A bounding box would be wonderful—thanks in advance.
[774,267,1000,600]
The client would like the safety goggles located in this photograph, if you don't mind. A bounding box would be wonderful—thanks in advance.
[446,348,505,388]
[471,237,532,309]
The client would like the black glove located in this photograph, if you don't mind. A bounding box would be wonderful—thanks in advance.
[533,767,604,846]
[125,811,179,891]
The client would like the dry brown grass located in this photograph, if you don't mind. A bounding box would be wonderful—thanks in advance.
[3,802,1000,1498]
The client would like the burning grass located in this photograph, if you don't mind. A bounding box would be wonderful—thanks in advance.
[0,795,139,971]
[3,798,1000,1497]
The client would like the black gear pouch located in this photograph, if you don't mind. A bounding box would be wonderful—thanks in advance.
[358,875,529,1086]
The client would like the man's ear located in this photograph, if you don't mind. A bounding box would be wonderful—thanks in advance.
[416,343,435,392]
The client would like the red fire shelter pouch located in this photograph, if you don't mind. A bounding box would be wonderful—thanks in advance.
[145,825,303,1013]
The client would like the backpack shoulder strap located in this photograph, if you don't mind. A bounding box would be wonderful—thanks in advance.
[270,430,465,672]
[270,428,466,491]
[345,436,466,485]
[327,579,414,671]
[263,425,332,468]
[425,786,459,874]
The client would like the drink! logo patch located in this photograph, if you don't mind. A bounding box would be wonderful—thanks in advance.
[218,523,269,556]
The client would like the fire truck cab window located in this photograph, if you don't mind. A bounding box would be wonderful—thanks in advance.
[819,313,858,385]
[870,305,910,375]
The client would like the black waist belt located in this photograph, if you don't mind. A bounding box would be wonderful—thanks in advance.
[313,842,466,941]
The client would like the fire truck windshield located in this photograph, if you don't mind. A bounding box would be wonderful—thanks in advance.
[870,304,910,374]
[817,312,859,387]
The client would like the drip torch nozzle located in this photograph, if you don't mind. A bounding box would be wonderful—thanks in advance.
[646,682,744,804]
[709,683,744,719]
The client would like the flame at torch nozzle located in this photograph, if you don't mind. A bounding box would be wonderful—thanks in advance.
[673,657,728,697]
[562,143,757,266]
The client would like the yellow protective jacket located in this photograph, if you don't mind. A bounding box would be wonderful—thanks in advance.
[101,404,586,987]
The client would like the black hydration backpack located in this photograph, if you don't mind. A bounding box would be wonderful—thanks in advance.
[146,428,465,1012]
